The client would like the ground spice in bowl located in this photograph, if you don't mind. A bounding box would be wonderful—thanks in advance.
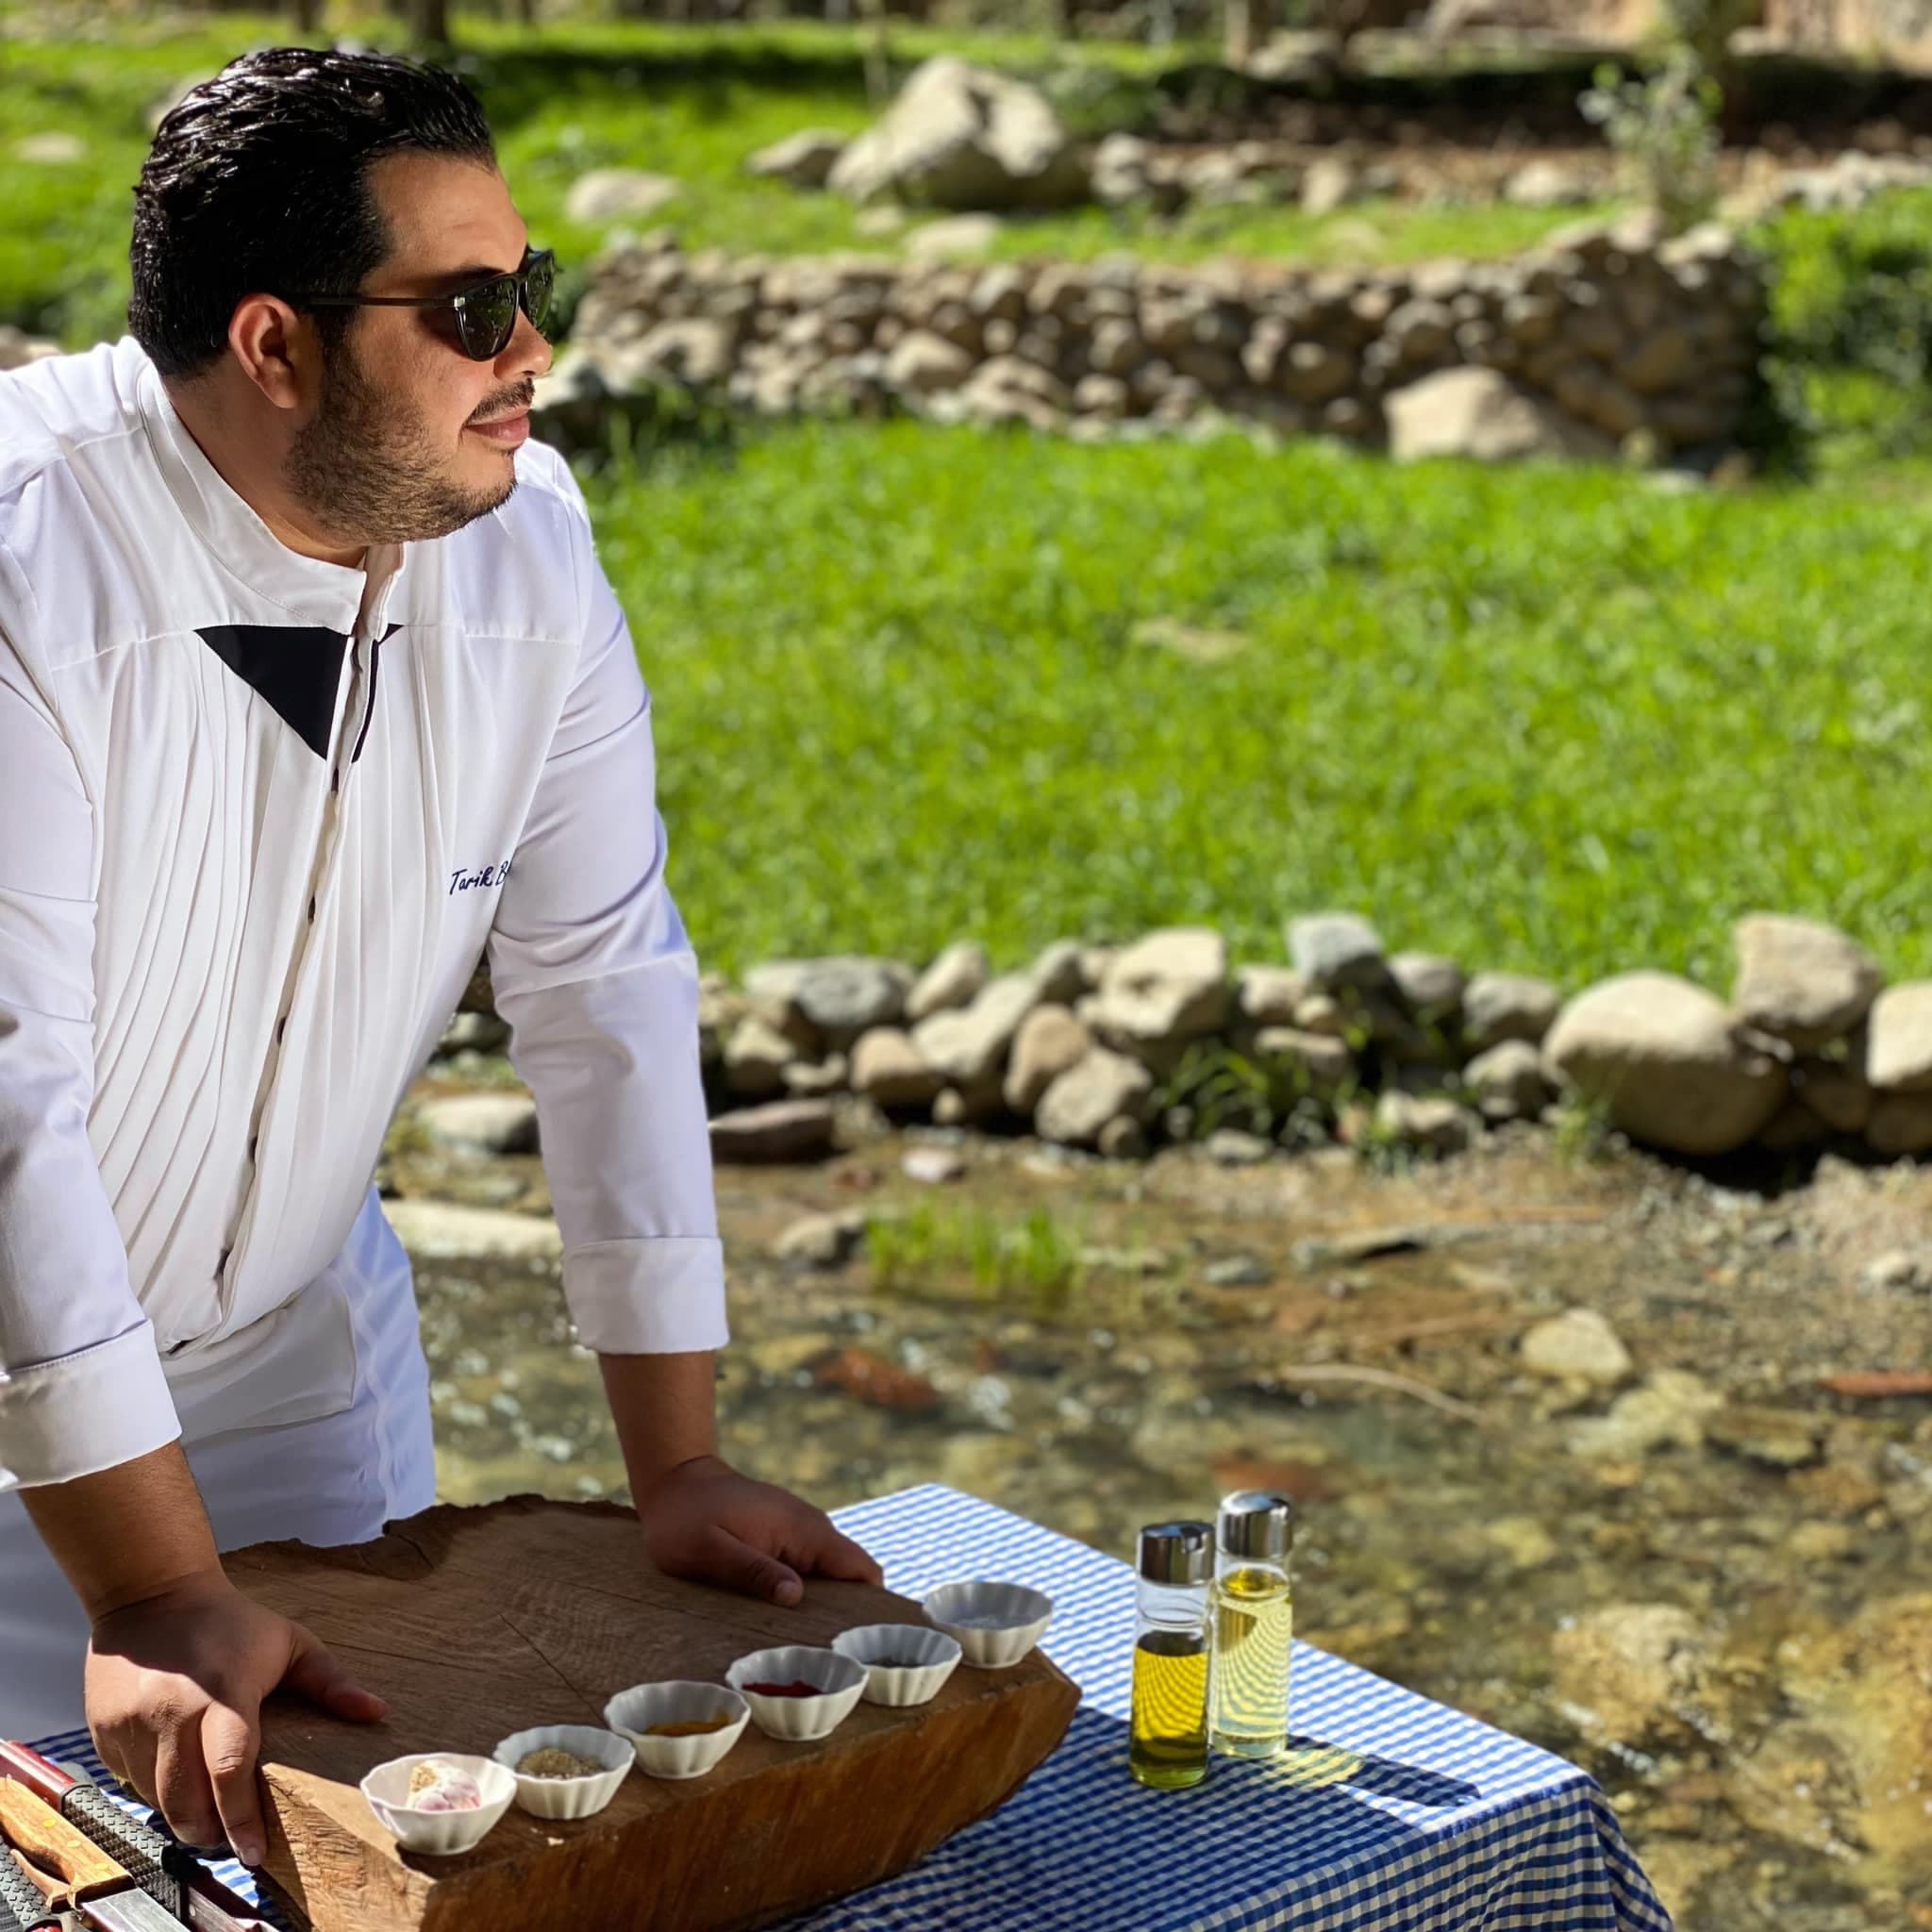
[516,1748,606,1780]
[643,1715,735,1738]
[744,1680,824,1698]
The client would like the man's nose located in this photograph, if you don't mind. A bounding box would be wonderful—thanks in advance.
[502,305,552,381]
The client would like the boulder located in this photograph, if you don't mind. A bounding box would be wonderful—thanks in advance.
[1387,368,1618,465]
[1005,1005,1094,1115]
[383,1200,562,1261]
[911,972,1039,1086]
[1864,981,1932,1091]
[1036,1048,1156,1148]
[1464,1039,1549,1121]
[745,129,849,189]
[1521,1308,1634,1386]
[564,169,681,225]
[886,329,975,396]
[1542,972,1785,1156]
[1236,964,1313,1026]
[851,1027,946,1109]
[1286,911,1386,991]
[1389,951,1465,1024]
[827,58,1090,211]
[415,1092,540,1156]
[1731,913,1882,1052]
[724,1014,796,1099]
[791,955,913,1050]
[1462,971,1563,1052]
[1550,1603,1713,1748]
[1374,1090,1478,1155]
[1086,926,1231,1061]
[709,1098,839,1163]
[908,940,991,1021]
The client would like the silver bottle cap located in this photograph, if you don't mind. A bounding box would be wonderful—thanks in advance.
[1217,1491,1295,1560]
[1137,1520,1213,1586]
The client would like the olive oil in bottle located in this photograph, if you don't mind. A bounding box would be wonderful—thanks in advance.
[1128,1521,1213,1790]
[1208,1491,1294,1760]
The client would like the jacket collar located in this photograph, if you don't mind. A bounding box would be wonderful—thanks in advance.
[134,346,405,636]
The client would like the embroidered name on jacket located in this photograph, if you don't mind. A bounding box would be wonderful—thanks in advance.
[450,858,513,895]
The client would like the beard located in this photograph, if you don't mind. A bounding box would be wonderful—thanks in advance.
[286,341,523,546]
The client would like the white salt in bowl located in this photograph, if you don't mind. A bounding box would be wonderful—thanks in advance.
[359,1753,516,1857]
[724,1646,867,1742]
[831,1624,963,1707]
[604,1682,751,1781]
[492,1724,635,1821]
[922,1580,1055,1669]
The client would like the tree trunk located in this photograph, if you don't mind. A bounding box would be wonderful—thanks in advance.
[1224,0,1273,65]
[408,0,452,46]
[292,0,325,30]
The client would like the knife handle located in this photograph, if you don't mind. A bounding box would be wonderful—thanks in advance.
[0,1757,67,1811]
[0,1790,124,1908]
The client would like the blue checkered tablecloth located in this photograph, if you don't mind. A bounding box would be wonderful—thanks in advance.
[28,1483,1673,1931]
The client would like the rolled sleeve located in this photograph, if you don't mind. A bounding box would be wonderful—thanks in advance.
[0,574,181,1491]
[488,479,727,1357]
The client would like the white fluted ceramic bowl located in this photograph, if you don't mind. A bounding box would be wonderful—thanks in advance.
[725,1646,867,1741]
[360,1754,516,1857]
[922,1580,1055,1668]
[604,1682,751,1781]
[831,1624,963,1707]
[492,1724,635,1820]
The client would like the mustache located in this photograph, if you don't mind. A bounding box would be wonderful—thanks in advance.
[468,382,535,424]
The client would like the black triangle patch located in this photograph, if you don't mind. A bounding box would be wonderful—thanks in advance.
[197,624,350,759]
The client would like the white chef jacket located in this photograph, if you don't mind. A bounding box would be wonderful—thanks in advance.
[0,335,728,1499]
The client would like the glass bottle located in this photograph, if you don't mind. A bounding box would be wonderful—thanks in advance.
[1208,1490,1294,1760]
[1128,1520,1213,1790]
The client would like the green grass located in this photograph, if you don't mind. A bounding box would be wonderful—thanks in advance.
[587,415,1932,991]
[0,10,1610,347]
[866,1202,1088,1308]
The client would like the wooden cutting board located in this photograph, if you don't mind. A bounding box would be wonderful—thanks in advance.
[231,1496,1080,1932]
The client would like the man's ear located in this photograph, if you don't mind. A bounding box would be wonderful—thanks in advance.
[226,295,322,411]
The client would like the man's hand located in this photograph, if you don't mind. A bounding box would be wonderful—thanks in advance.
[637,1455,883,1607]
[85,1570,386,1867]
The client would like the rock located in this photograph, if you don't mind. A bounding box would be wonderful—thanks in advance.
[1236,964,1312,1026]
[709,1097,839,1163]
[1731,1594,1932,1891]
[908,940,990,1021]
[774,1208,870,1269]
[904,215,1003,261]
[811,1346,942,1413]
[415,1092,541,1156]
[1550,1603,1711,1747]
[1387,368,1618,465]
[1465,1039,1549,1121]
[912,973,1039,1086]
[1091,133,1154,208]
[1087,927,1232,1061]
[1029,940,1091,1007]
[1291,993,1351,1040]
[14,131,85,165]
[745,129,848,189]
[1037,1048,1157,1148]
[1097,1114,1148,1159]
[565,169,681,225]
[1521,1308,1634,1387]
[1206,1128,1272,1166]
[1462,972,1562,1052]
[1567,1369,1724,1459]
[850,1027,945,1109]
[1863,1092,1932,1156]
[1758,1094,1829,1151]
[634,318,736,389]
[791,955,912,1050]
[1389,951,1464,1024]
[1005,1005,1094,1115]
[828,58,1089,211]
[724,1013,796,1099]
[1205,1253,1272,1287]
[886,329,975,396]
[1705,1405,1825,1469]
[438,1010,511,1056]
[1731,913,1883,1052]
[1287,911,1386,991]
[1860,1249,1932,1292]
[782,1054,850,1098]
[856,207,908,238]
[1542,972,1786,1156]
[902,1145,967,1184]
[1864,981,1932,1091]
[1300,156,1361,218]
[1374,1091,1477,1156]
[383,1199,562,1261]
[1504,158,1596,208]
[1796,1056,1873,1133]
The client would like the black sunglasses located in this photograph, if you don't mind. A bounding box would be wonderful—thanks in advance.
[291,249,556,361]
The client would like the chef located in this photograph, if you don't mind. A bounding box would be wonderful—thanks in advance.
[0,44,880,1873]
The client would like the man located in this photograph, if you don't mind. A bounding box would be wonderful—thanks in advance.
[0,46,879,1871]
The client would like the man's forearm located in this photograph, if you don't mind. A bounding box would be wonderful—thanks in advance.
[599,1349,720,1500]
[18,1443,223,1621]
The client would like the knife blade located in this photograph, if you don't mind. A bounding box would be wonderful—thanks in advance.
[0,1755,265,1932]
[0,1793,178,1932]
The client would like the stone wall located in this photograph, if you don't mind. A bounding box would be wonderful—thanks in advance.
[541,213,1765,459]
[454,912,1919,1170]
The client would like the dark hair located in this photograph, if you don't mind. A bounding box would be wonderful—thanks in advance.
[130,46,496,379]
